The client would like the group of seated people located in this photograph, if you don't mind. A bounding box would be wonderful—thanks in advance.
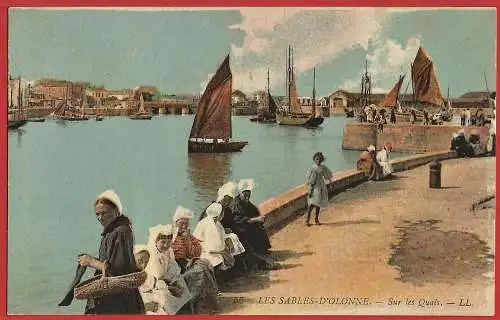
[356,143,394,181]
[133,179,278,315]
[450,128,489,157]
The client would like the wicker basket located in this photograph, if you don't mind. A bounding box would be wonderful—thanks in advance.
[74,265,147,300]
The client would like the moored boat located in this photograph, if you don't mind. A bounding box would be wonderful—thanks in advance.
[251,69,277,124]
[276,46,322,127]
[8,76,28,130]
[8,119,28,130]
[129,93,152,120]
[28,117,46,123]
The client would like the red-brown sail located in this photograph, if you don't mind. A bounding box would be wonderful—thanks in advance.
[411,47,444,106]
[189,54,232,140]
[379,75,405,108]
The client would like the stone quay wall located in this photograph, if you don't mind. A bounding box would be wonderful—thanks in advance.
[259,150,457,233]
[342,123,490,153]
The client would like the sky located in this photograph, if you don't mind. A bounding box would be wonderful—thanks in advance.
[8,7,497,98]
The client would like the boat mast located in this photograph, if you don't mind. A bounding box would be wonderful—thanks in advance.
[411,62,416,104]
[288,45,291,108]
[266,68,270,111]
[484,70,491,99]
[312,67,316,116]
[17,76,22,120]
[9,76,13,109]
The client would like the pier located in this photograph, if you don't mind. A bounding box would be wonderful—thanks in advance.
[218,155,495,315]
[342,123,491,152]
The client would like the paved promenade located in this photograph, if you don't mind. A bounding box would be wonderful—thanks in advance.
[218,157,495,316]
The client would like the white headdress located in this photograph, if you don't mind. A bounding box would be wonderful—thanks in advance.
[238,179,255,194]
[145,224,180,282]
[173,206,194,223]
[95,189,123,215]
[134,244,149,255]
[205,202,223,218]
[216,181,238,202]
[367,145,376,152]
[147,224,174,250]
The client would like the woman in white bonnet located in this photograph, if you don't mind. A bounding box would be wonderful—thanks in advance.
[145,224,192,315]
[356,145,379,180]
[134,244,168,314]
[193,203,235,269]
[376,142,394,180]
[80,190,145,314]
[193,202,236,289]
[232,179,272,253]
[171,206,219,314]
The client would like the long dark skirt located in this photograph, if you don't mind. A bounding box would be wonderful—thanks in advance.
[85,289,145,314]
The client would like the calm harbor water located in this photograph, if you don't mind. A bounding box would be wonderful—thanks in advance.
[8,115,409,314]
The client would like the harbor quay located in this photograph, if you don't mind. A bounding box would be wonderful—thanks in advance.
[342,123,491,153]
[217,154,495,316]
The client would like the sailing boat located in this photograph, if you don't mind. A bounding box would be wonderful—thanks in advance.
[379,74,405,110]
[95,96,104,121]
[188,54,248,153]
[387,46,445,123]
[26,83,46,123]
[440,85,453,121]
[8,76,28,130]
[276,46,321,127]
[79,94,89,121]
[129,92,152,120]
[250,69,277,123]
[304,67,324,126]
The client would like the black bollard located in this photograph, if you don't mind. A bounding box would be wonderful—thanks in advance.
[429,160,442,189]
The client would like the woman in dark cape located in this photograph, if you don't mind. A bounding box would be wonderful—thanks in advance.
[79,190,145,314]
[231,180,271,255]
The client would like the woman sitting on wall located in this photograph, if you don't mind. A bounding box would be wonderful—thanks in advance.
[171,206,219,314]
[376,143,394,180]
[357,145,380,181]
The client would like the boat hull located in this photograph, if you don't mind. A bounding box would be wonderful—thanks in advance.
[28,118,46,123]
[188,140,248,153]
[276,113,311,126]
[345,109,355,117]
[8,120,27,130]
[53,115,89,121]
[305,116,324,127]
[130,114,152,120]
[250,117,276,124]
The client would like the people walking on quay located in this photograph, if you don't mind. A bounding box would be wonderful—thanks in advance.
[305,152,333,226]
[460,109,466,126]
[465,108,471,125]
[423,110,429,125]
[390,108,396,124]
[79,190,145,314]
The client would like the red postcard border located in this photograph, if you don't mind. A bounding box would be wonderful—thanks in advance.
[1,1,498,320]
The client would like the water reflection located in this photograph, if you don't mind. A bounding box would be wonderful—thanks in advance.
[55,119,68,128]
[8,128,26,147]
[187,153,233,204]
